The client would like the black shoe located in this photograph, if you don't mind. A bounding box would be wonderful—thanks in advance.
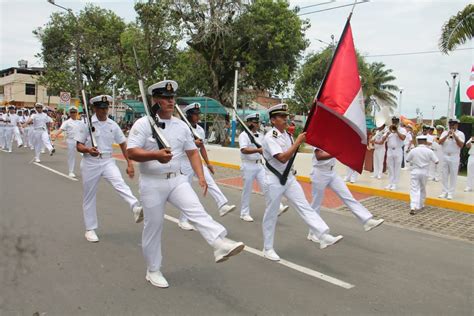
[410,209,416,215]
[50,148,55,156]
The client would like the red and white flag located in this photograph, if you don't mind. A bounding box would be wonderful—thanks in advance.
[467,65,474,101]
[305,18,367,173]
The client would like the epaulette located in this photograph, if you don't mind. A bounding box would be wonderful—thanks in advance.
[272,130,278,138]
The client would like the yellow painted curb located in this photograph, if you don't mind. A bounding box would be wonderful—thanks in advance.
[208,160,474,214]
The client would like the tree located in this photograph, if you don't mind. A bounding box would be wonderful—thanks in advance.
[34,5,126,97]
[363,62,398,107]
[439,4,474,54]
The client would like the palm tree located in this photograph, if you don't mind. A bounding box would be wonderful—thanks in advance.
[439,4,474,54]
[361,62,398,109]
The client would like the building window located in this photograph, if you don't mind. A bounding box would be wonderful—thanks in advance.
[0,86,4,94]
[25,83,36,95]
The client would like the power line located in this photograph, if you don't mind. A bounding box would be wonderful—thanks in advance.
[364,47,473,58]
[298,0,370,16]
[299,1,335,10]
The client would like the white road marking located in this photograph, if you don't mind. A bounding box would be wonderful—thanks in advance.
[164,214,355,289]
[33,162,78,181]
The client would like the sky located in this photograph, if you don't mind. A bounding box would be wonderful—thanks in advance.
[0,0,472,119]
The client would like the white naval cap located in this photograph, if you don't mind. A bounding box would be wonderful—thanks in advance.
[391,114,400,120]
[147,80,178,97]
[245,112,260,121]
[436,125,445,130]
[448,118,460,124]
[183,102,201,114]
[7,105,15,110]
[416,135,428,141]
[68,106,78,112]
[267,103,289,117]
[89,95,113,107]
[34,102,44,108]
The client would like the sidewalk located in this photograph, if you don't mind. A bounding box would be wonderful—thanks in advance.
[204,144,473,213]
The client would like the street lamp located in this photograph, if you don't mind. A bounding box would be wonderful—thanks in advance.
[431,105,436,126]
[398,88,404,116]
[46,0,81,100]
[448,72,459,119]
[230,61,240,147]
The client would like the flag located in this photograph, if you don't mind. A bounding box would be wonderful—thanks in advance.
[305,17,367,173]
[454,81,461,118]
[467,65,474,100]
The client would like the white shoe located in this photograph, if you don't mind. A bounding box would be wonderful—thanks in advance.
[363,218,384,232]
[133,205,144,223]
[438,193,447,199]
[384,184,392,190]
[213,238,245,263]
[240,215,254,222]
[278,205,289,217]
[178,221,196,231]
[343,177,349,182]
[319,233,343,249]
[370,175,375,178]
[218,204,236,217]
[7,149,12,153]
[85,230,99,242]
[464,187,472,192]
[307,232,320,243]
[428,177,434,181]
[41,149,45,154]
[390,185,397,191]
[434,178,440,182]
[34,158,41,163]
[446,194,453,200]
[68,172,76,178]
[263,248,280,261]
[350,180,356,184]
[146,270,169,288]
[376,175,382,179]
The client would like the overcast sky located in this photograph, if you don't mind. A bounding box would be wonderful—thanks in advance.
[1,0,472,119]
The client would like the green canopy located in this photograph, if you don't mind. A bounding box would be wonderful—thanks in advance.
[176,97,228,115]
[366,117,375,130]
[122,100,145,113]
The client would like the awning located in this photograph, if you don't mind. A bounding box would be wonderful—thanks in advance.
[176,97,228,115]
[122,100,145,113]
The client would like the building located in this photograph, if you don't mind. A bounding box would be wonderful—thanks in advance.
[0,60,61,109]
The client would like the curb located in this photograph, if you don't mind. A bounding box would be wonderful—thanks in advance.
[208,160,473,214]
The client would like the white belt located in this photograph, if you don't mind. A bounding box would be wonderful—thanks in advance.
[34,127,46,131]
[243,159,262,164]
[143,171,181,179]
[316,164,335,171]
[84,152,113,158]
[444,153,458,157]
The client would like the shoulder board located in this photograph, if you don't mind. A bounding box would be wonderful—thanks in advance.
[272,130,278,138]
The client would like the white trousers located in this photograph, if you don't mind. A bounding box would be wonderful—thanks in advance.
[310,169,372,224]
[262,173,329,250]
[66,139,77,173]
[22,127,30,147]
[0,127,5,148]
[139,174,226,272]
[467,156,473,190]
[80,158,138,230]
[180,165,228,222]
[387,150,403,186]
[28,127,35,148]
[344,167,358,182]
[409,170,428,210]
[441,155,460,195]
[373,148,385,178]
[240,162,266,216]
[4,127,14,151]
[33,129,53,159]
[429,150,444,180]
[13,126,22,147]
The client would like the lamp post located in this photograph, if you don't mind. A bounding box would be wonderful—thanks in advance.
[445,80,452,127]
[398,88,404,116]
[449,72,459,119]
[431,105,436,126]
[230,62,240,147]
[47,0,81,100]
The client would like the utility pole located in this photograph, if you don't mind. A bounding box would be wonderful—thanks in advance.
[230,62,240,147]
[449,72,459,119]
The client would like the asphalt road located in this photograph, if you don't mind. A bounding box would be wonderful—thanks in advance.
[0,146,472,315]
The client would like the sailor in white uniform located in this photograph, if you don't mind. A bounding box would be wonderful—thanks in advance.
[52,106,84,177]
[75,95,143,242]
[127,80,245,288]
[406,135,439,214]
[261,103,343,262]
[4,105,23,152]
[25,103,55,162]
[465,136,474,192]
[0,107,6,150]
[26,109,36,150]
[438,118,465,199]
[238,112,289,222]
[381,116,406,190]
[430,125,445,182]
[371,125,386,179]
[178,102,236,231]
[308,147,384,242]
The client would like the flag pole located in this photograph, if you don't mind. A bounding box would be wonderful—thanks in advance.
[278,9,357,185]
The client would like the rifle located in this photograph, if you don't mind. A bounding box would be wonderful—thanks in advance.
[132,47,170,149]
[174,104,202,140]
[81,89,98,149]
[232,108,261,148]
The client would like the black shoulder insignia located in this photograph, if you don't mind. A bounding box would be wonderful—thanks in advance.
[272,130,278,138]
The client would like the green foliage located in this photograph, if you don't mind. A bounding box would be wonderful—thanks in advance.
[439,4,474,54]
[460,115,474,124]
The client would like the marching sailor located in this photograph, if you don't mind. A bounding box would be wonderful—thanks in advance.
[178,102,236,230]
[75,95,143,242]
[52,106,83,177]
[381,115,406,190]
[371,124,386,179]
[261,103,343,261]
[25,103,55,162]
[238,112,289,222]
[4,105,23,152]
[438,118,465,199]
[127,80,245,288]
[308,147,384,243]
[406,135,439,214]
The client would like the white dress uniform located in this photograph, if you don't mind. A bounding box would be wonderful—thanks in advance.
[75,114,140,231]
[310,147,373,223]
[59,117,84,174]
[439,128,465,197]
[4,112,18,152]
[0,111,6,149]
[465,138,473,191]
[18,113,28,147]
[262,124,336,252]
[343,167,358,183]
[385,125,407,189]
[127,115,229,272]
[13,112,23,148]
[180,124,229,210]
[372,129,385,179]
[30,110,54,160]
[403,131,413,167]
[406,139,439,211]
